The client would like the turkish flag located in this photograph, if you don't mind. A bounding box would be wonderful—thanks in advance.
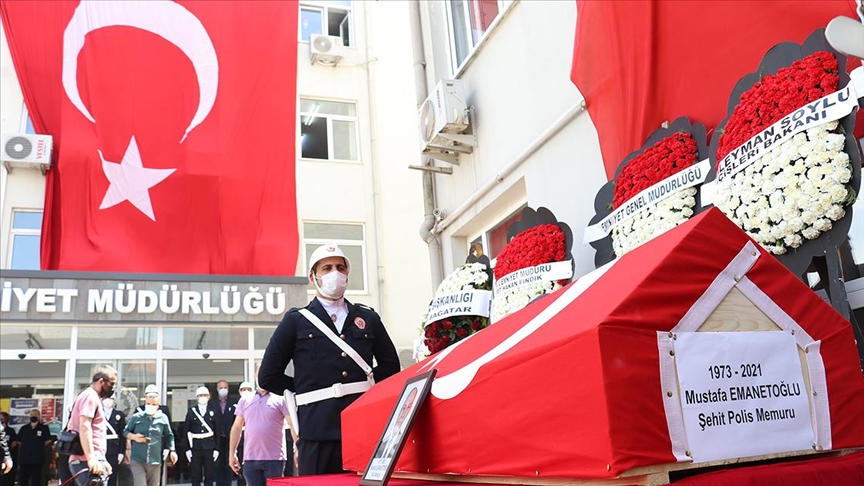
[0,0,299,275]
[571,0,862,180]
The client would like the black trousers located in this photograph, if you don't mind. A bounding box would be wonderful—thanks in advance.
[19,464,43,486]
[190,450,215,486]
[214,442,230,486]
[297,440,342,476]
[106,452,120,486]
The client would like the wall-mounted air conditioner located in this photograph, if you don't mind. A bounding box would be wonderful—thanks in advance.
[418,80,475,164]
[310,34,346,66]
[1,133,53,173]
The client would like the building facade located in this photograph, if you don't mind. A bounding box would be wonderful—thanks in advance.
[0,2,432,475]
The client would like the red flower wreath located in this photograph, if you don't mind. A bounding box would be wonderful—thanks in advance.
[716,51,839,162]
[494,223,566,282]
[612,132,699,209]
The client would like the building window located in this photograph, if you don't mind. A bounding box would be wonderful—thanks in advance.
[447,0,511,72]
[299,98,358,162]
[468,206,525,267]
[299,1,353,47]
[303,222,367,292]
[9,210,42,270]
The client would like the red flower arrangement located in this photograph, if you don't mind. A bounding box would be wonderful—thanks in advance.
[494,223,566,281]
[612,132,698,209]
[716,51,839,162]
[424,316,485,354]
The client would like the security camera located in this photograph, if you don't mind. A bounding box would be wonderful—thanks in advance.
[432,208,446,221]
[202,353,210,359]
[18,353,26,360]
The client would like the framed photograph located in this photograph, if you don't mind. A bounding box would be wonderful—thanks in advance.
[360,369,437,486]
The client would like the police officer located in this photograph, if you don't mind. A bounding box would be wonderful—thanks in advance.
[259,243,400,475]
[102,396,126,486]
[212,381,235,486]
[183,388,219,486]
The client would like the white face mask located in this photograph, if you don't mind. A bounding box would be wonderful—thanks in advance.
[144,404,158,416]
[102,400,114,411]
[315,270,348,300]
[217,388,228,398]
[198,397,209,406]
[239,391,253,400]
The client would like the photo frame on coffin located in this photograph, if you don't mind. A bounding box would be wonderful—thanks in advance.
[707,29,862,319]
[360,369,437,486]
[587,117,711,268]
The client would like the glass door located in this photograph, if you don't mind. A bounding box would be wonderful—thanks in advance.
[164,359,245,485]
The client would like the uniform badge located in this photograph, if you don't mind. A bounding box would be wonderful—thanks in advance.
[355,317,366,330]
[209,411,214,417]
[115,414,120,421]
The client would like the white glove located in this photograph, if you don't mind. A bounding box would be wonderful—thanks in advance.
[186,450,192,462]
[117,454,124,463]
[212,450,219,461]
[162,450,169,460]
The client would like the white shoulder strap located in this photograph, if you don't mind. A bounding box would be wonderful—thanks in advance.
[299,308,374,383]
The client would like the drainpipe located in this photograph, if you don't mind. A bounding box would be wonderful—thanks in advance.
[410,0,444,289]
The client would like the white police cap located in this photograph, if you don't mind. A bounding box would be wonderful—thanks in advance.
[196,386,210,396]
[144,384,159,397]
[308,244,351,275]
[239,381,253,391]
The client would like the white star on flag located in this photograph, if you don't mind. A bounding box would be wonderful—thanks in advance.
[98,136,176,221]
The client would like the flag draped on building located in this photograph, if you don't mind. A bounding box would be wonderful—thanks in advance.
[0,0,299,275]
[571,0,862,180]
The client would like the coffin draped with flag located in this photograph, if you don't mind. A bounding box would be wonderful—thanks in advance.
[342,208,864,479]
[0,0,299,275]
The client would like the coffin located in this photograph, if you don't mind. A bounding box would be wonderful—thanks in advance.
[342,208,864,482]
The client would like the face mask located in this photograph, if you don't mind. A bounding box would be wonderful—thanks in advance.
[315,270,348,300]
[144,404,158,415]
[217,389,228,398]
[30,417,38,423]
[239,391,253,400]
[198,397,209,406]
[102,400,114,410]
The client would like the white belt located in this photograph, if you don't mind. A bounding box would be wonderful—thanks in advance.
[295,381,371,406]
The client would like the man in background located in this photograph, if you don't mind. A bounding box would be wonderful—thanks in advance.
[228,371,293,486]
[124,392,176,486]
[0,412,18,486]
[68,365,117,486]
[17,410,51,486]
[102,397,126,486]
[212,381,235,486]
[184,388,219,486]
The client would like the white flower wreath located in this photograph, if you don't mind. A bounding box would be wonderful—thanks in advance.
[490,279,561,323]
[611,188,697,256]
[714,120,853,255]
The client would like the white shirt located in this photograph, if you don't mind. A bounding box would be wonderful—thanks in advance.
[317,296,348,333]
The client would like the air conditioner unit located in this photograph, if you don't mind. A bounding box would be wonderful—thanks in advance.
[418,80,473,159]
[310,34,346,65]
[1,133,53,173]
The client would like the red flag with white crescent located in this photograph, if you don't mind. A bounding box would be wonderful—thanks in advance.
[0,0,299,275]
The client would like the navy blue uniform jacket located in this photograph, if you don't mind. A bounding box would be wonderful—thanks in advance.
[258,298,400,441]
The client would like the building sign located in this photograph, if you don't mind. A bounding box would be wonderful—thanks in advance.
[0,273,307,323]
[672,331,813,463]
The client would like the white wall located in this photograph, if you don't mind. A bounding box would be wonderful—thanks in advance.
[418,0,608,278]
[0,21,47,268]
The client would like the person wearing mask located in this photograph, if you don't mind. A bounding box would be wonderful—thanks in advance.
[234,383,252,486]
[183,388,219,486]
[68,365,117,486]
[228,371,293,486]
[1,424,13,481]
[259,244,400,475]
[17,410,51,486]
[0,412,18,486]
[124,392,177,486]
[212,381,235,486]
[134,386,171,422]
[101,397,126,486]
